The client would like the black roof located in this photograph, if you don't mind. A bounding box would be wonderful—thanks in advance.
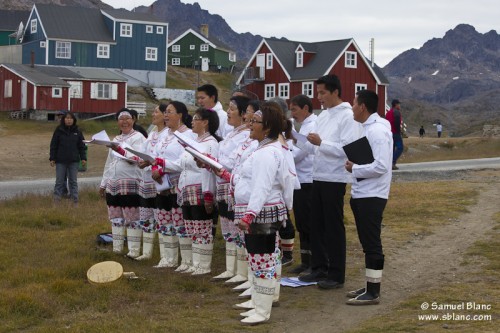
[34,4,114,43]
[0,10,30,31]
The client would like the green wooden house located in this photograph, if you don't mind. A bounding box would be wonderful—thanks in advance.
[168,25,236,72]
[0,10,30,46]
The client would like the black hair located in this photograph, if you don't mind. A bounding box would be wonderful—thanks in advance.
[260,102,285,140]
[391,99,400,107]
[247,100,261,113]
[316,74,342,97]
[194,107,221,142]
[116,107,131,120]
[168,101,192,129]
[229,95,251,116]
[158,103,168,112]
[356,90,378,114]
[290,94,313,113]
[197,84,218,103]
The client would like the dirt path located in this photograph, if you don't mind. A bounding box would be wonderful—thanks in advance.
[269,172,499,333]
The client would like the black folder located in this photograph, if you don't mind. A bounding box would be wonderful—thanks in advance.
[342,136,374,165]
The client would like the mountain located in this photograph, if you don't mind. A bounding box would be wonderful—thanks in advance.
[133,0,263,63]
[383,24,500,135]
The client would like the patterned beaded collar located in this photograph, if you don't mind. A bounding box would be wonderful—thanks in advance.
[257,137,276,148]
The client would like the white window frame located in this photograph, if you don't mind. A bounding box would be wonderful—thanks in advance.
[156,26,164,34]
[172,45,180,52]
[30,19,37,33]
[355,83,367,93]
[229,52,236,62]
[52,87,62,98]
[171,58,180,65]
[266,53,273,69]
[278,83,290,99]
[200,44,209,52]
[264,84,275,100]
[296,51,303,67]
[120,23,132,37]
[91,82,118,100]
[145,47,158,61]
[146,25,153,34]
[190,45,195,50]
[345,51,357,68]
[68,81,82,99]
[55,41,71,59]
[97,44,110,59]
[302,82,314,98]
[40,41,46,48]
[4,80,12,98]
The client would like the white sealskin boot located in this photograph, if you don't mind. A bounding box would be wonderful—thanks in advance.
[192,243,214,275]
[175,237,193,272]
[111,225,125,254]
[183,242,199,274]
[273,261,282,307]
[240,278,276,325]
[225,246,248,284]
[162,235,180,267]
[126,228,142,258]
[135,231,155,261]
[212,241,236,280]
[154,234,169,268]
[233,266,253,291]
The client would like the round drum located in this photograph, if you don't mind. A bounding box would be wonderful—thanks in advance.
[87,261,123,284]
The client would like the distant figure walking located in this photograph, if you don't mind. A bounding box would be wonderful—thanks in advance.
[436,122,443,138]
[385,99,403,170]
[419,125,425,138]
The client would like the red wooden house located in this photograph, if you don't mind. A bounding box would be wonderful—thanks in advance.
[236,38,389,116]
[0,63,127,119]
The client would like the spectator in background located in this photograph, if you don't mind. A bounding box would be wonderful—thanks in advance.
[196,84,231,138]
[419,125,425,138]
[436,122,443,138]
[49,112,86,204]
[385,99,403,170]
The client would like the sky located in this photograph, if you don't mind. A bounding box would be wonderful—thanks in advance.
[101,0,500,67]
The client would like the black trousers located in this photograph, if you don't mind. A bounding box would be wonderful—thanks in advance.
[293,183,313,252]
[350,197,387,270]
[309,181,346,282]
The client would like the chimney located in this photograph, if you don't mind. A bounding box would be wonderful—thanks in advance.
[31,51,35,68]
[370,38,375,67]
[200,24,209,38]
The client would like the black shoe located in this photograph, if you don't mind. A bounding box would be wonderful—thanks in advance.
[298,270,327,282]
[346,291,380,305]
[346,287,365,298]
[289,263,309,275]
[317,279,344,290]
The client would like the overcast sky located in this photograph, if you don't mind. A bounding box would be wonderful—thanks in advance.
[102,0,499,67]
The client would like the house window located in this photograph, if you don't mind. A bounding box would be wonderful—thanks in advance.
[345,51,357,68]
[172,45,180,52]
[97,44,110,59]
[4,80,12,98]
[190,45,195,50]
[229,52,236,62]
[52,87,62,98]
[91,82,118,100]
[40,41,46,48]
[120,23,132,37]
[264,84,275,100]
[145,47,158,61]
[296,51,303,67]
[30,19,37,33]
[156,26,164,34]
[266,53,273,69]
[355,83,367,93]
[172,58,180,65]
[55,41,71,59]
[302,82,314,98]
[146,25,153,33]
[68,81,82,98]
[278,83,290,99]
[200,44,209,52]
